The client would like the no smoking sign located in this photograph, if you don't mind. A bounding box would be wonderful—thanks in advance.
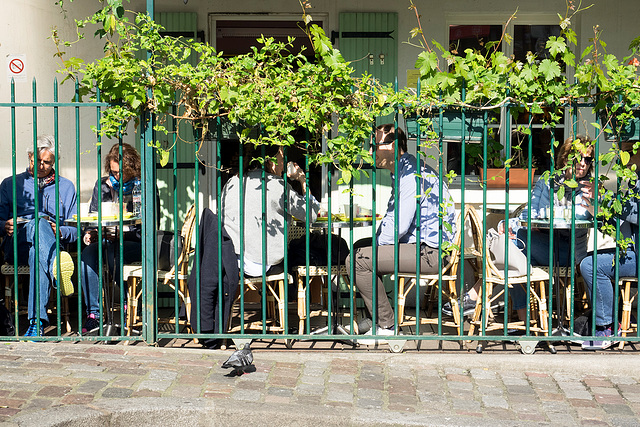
[7,54,26,83]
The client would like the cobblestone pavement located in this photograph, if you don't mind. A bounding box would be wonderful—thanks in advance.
[1,340,640,426]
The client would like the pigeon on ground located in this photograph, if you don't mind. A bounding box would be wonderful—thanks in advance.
[221,343,254,376]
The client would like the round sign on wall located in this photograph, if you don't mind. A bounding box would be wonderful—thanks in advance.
[7,55,26,83]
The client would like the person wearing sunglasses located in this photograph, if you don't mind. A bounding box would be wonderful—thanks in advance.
[443,136,595,322]
[518,135,595,264]
[579,148,639,350]
[0,135,77,337]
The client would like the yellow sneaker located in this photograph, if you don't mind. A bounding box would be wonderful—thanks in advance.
[53,251,74,296]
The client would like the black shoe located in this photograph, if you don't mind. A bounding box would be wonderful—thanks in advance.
[442,293,477,317]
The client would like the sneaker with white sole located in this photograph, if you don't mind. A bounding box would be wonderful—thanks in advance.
[52,251,74,296]
[581,325,621,351]
[358,326,396,346]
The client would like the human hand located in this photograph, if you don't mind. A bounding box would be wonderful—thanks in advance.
[49,220,56,235]
[286,161,305,181]
[83,230,98,245]
[4,218,13,236]
[287,162,307,192]
[579,180,596,203]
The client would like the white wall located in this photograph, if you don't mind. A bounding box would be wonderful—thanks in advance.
[0,1,135,202]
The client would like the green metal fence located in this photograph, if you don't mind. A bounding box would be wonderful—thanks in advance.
[1,78,639,354]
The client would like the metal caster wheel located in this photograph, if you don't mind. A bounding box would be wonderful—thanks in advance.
[389,339,406,353]
[476,344,483,354]
[519,340,537,355]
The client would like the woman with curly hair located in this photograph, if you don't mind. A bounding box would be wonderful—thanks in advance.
[79,143,142,334]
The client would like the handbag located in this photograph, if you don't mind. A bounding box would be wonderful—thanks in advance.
[486,228,528,277]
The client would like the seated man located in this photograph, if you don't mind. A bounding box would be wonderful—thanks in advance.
[347,124,456,344]
[0,135,77,337]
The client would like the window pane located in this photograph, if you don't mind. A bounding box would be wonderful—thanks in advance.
[449,25,503,56]
[447,25,502,175]
[513,25,561,62]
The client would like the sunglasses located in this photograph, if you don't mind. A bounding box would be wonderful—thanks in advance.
[581,156,593,165]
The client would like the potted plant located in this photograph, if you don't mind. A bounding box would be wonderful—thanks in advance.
[479,127,539,188]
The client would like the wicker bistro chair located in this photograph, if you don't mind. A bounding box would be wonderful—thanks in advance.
[123,204,197,335]
[390,207,467,335]
[466,206,551,342]
[294,221,352,333]
[229,225,300,334]
[618,277,638,350]
[1,263,71,334]
[239,272,295,333]
[1,263,29,310]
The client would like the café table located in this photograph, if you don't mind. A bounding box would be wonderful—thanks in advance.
[66,214,141,336]
[519,218,595,337]
[294,216,373,343]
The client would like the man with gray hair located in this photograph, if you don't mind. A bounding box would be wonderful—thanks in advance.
[0,135,77,337]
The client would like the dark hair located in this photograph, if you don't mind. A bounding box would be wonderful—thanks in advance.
[375,124,407,153]
[556,135,594,174]
[104,143,141,180]
[243,143,282,172]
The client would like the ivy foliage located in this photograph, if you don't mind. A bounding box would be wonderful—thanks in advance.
[54,0,395,184]
[55,0,640,246]
[404,0,640,247]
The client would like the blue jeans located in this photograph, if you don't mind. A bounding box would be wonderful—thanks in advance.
[517,228,573,267]
[80,240,141,316]
[509,228,576,312]
[580,248,637,327]
[21,218,59,324]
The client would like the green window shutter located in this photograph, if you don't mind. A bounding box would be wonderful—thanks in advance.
[338,12,398,87]
[334,13,398,221]
[152,12,199,230]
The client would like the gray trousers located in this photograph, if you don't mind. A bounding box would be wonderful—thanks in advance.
[346,243,440,329]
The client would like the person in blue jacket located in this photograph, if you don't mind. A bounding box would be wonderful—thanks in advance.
[0,135,77,337]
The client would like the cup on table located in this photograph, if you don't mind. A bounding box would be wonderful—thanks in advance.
[538,207,547,219]
[101,202,118,217]
[343,203,360,218]
[80,203,91,218]
[564,207,573,221]
[553,206,564,220]
[318,202,329,218]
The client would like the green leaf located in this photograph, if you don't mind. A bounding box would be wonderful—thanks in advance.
[539,59,561,80]
[341,169,352,184]
[581,45,594,61]
[546,36,566,58]
[158,148,170,167]
[621,150,631,165]
[564,178,578,188]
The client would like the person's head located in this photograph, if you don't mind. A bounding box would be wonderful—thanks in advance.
[104,143,141,183]
[556,135,594,179]
[370,124,407,170]
[27,135,56,178]
[245,143,284,176]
